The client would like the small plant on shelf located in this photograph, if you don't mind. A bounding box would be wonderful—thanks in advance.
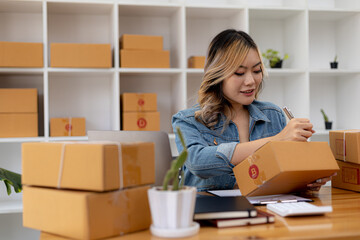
[321,108,332,130]
[330,55,338,69]
[0,168,22,195]
[262,49,289,68]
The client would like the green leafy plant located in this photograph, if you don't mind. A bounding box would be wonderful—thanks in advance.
[162,127,188,191]
[262,49,289,68]
[0,168,22,195]
[333,55,338,63]
[321,109,329,122]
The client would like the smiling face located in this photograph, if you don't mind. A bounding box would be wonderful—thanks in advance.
[222,48,263,109]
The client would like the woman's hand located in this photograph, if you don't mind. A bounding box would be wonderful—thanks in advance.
[307,173,337,191]
[273,118,315,142]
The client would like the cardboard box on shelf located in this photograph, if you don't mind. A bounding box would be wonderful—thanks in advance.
[22,141,155,191]
[121,93,157,112]
[188,56,206,69]
[0,88,38,113]
[0,113,38,138]
[0,41,43,68]
[120,49,169,68]
[23,185,151,240]
[120,34,163,50]
[233,141,339,196]
[329,130,360,164]
[332,160,360,192]
[50,43,112,68]
[122,112,160,131]
[50,117,86,137]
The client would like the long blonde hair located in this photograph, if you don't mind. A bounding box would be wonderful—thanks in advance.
[195,29,266,129]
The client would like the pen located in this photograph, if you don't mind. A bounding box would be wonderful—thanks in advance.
[283,106,294,120]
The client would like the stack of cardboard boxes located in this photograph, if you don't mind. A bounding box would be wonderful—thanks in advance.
[22,141,155,239]
[330,130,360,192]
[0,88,38,138]
[121,93,160,131]
[50,117,86,137]
[120,34,170,68]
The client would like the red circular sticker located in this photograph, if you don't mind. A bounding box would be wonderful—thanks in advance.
[249,164,259,179]
[137,118,147,128]
[65,124,72,131]
[138,99,145,106]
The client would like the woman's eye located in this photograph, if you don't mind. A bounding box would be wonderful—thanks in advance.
[234,72,244,76]
[254,69,262,74]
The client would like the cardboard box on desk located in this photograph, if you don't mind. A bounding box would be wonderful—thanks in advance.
[332,160,360,192]
[233,141,339,196]
[329,130,360,164]
[23,185,151,240]
[122,112,160,131]
[188,56,205,69]
[121,93,157,112]
[120,34,163,50]
[120,49,169,68]
[50,43,112,68]
[22,142,155,191]
[0,41,43,68]
[50,117,86,137]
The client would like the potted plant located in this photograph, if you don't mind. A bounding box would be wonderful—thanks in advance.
[262,49,289,68]
[330,55,338,69]
[147,127,199,238]
[0,168,22,195]
[321,109,332,130]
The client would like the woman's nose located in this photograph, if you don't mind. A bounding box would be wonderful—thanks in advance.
[244,73,255,85]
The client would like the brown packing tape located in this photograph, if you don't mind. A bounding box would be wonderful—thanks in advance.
[122,144,141,187]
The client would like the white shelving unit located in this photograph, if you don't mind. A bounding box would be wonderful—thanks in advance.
[0,1,360,239]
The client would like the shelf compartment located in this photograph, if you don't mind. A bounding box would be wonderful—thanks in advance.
[186,73,202,109]
[249,9,307,70]
[310,74,360,131]
[186,7,246,62]
[259,72,309,118]
[47,2,115,67]
[309,11,360,70]
[118,4,183,68]
[48,71,118,133]
[0,72,45,137]
[119,72,184,133]
[0,1,43,42]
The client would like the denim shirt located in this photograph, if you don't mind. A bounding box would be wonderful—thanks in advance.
[171,100,286,192]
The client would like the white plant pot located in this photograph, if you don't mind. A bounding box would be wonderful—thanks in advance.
[147,186,199,238]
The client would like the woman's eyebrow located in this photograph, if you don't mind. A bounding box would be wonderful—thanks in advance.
[238,62,262,69]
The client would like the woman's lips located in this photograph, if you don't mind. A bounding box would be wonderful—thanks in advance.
[240,89,255,96]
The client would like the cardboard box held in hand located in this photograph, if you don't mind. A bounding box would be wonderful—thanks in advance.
[233,141,339,196]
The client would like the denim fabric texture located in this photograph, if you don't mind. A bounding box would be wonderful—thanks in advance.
[172,100,286,192]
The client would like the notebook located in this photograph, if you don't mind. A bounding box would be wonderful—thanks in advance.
[194,196,257,220]
[201,209,275,228]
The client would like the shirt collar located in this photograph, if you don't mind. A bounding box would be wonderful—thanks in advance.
[213,101,270,129]
[247,101,271,123]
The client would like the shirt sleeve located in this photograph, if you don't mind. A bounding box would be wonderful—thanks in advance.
[172,114,236,179]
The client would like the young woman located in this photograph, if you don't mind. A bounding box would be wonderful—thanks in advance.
[172,29,331,192]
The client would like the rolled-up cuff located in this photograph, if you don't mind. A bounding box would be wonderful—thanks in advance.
[215,142,238,168]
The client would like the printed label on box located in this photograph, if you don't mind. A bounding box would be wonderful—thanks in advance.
[138,99,145,107]
[137,118,147,128]
[249,164,259,179]
[342,167,360,185]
